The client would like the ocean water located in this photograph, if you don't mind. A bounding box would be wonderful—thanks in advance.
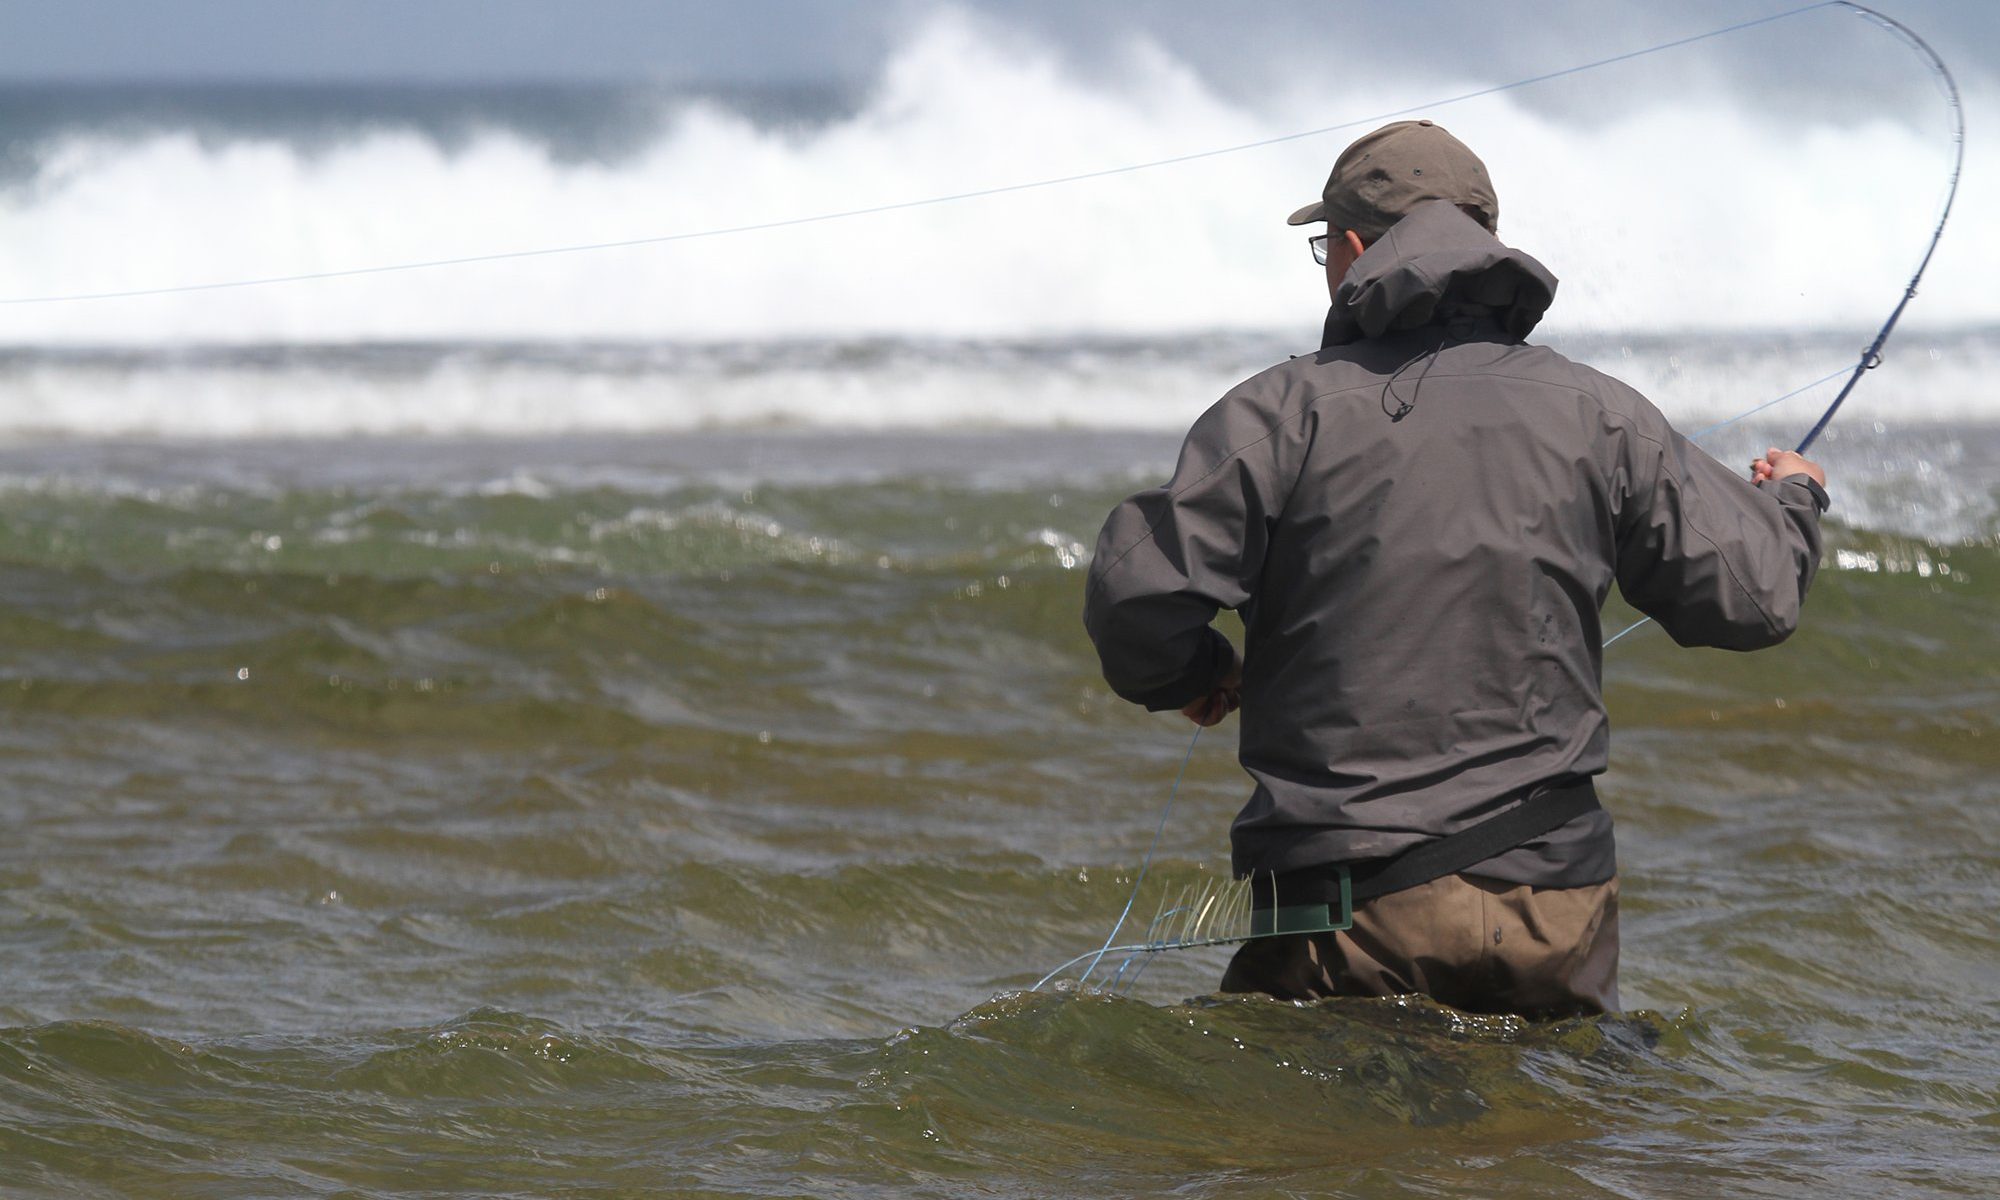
[4,24,2000,1198]
[2,413,1995,1197]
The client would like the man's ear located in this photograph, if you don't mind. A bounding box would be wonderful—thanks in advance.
[1343,229,1367,259]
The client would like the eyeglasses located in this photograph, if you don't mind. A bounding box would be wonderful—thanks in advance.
[1309,234,1330,266]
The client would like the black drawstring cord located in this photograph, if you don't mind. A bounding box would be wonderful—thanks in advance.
[1379,322,1470,423]
[1380,343,1437,422]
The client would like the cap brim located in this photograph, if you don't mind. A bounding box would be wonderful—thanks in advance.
[1286,200,1325,226]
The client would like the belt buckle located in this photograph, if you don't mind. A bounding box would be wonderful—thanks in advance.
[1248,864,1353,936]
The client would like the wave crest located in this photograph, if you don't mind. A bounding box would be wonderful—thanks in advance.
[2,9,1991,343]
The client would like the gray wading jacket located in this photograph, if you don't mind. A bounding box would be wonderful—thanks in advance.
[1084,200,1826,886]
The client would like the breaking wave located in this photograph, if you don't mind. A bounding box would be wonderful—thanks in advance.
[1,8,1991,345]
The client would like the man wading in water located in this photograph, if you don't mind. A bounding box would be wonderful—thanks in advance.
[1083,120,1829,1018]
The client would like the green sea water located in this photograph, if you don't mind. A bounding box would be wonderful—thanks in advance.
[1,427,1995,1197]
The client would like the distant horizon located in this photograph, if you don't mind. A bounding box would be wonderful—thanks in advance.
[4,319,1999,350]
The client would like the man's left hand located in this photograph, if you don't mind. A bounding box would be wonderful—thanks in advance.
[1750,447,1826,488]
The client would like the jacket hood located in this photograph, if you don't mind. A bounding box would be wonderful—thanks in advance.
[1322,199,1558,347]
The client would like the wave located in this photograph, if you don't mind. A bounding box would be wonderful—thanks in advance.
[1,9,1991,345]
[0,330,1994,441]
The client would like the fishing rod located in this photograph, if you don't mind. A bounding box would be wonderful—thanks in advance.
[1794,3,1964,455]
[1043,0,1966,993]
[1603,2,1962,652]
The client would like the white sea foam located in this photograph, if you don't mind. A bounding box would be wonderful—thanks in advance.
[0,333,1990,440]
[0,9,1991,349]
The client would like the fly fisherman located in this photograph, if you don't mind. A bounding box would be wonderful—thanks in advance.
[1082,120,1829,1018]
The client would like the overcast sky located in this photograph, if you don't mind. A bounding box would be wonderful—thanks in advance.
[0,0,1990,112]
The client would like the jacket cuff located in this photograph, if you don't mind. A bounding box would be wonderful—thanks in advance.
[1128,626,1238,713]
[1763,474,1829,514]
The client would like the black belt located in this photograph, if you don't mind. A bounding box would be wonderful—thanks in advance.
[1247,778,1601,936]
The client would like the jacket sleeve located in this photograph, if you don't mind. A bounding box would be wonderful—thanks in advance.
[1613,404,1826,651]
[1082,385,1305,710]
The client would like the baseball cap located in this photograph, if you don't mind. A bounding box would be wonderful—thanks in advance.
[1287,119,1498,243]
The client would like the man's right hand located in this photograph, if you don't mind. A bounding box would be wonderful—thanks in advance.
[1181,659,1243,727]
[1750,447,1826,489]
